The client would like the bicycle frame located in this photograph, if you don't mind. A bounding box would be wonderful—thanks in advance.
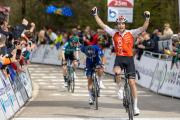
[123,75,134,120]
[66,59,75,93]
[90,66,100,110]
[119,70,134,120]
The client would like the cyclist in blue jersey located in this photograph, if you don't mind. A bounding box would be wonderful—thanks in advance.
[80,45,106,104]
[62,36,80,87]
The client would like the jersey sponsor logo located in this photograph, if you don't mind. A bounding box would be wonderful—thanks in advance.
[113,32,133,56]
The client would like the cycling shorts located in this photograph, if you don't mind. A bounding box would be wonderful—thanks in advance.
[114,56,135,79]
[85,57,102,78]
[65,53,76,61]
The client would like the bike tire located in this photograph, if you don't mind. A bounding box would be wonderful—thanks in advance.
[67,77,71,92]
[70,71,75,93]
[126,85,134,120]
[93,74,98,110]
[67,69,71,92]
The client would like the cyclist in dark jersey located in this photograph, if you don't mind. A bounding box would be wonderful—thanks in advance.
[80,45,105,104]
[62,36,80,87]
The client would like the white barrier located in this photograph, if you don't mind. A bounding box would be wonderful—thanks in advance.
[104,49,115,75]
[0,66,33,119]
[30,45,180,98]
[0,106,6,120]
[31,45,61,65]
[0,72,14,119]
[134,55,159,88]
[12,75,25,108]
[135,54,180,98]
[42,45,61,65]
[18,72,32,98]
[0,72,19,114]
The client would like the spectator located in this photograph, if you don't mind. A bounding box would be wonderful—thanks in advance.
[142,32,155,52]
[135,35,144,60]
[47,27,58,44]
[38,30,46,44]
[83,26,93,46]
[62,32,68,44]
[170,37,180,69]
[159,23,173,40]
[151,29,161,53]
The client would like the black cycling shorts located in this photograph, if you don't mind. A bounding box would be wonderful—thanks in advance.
[65,53,76,61]
[114,56,135,79]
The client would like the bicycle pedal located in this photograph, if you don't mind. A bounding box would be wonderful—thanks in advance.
[134,113,139,116]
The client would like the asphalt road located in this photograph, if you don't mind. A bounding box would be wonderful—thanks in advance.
[13,64,180,120]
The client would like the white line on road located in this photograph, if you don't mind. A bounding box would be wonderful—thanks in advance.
[13,117,180,120]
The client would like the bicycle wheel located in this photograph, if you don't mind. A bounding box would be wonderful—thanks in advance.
[92,73,98,110]
[67,69,71,92]
[70,70,75,93]
[125,85,134,120]
[67,78,71,92]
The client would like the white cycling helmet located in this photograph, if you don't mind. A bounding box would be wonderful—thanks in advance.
[116,16,127,23]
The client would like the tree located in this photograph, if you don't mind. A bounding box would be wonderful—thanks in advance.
[0,0,179,32]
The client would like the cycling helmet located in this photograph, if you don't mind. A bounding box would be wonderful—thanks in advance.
[85,46,96,58]
[71,36,79,43]
[116,16,127,23]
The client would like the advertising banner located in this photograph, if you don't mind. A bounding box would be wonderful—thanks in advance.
[104,49,115,75]
[0,76,14,119]
[16,74,29,103]
[42,45,61,65]
[9,71,24,108]
[134,55,159,88]
[107,0,134,23]
[78,52,86,69]
[158,61,180,98]
[0,71,19,113]
[0,107,6,120]
[30,45,46,63]
[25,68,33,98]
[18,72,32,98]
[149,61,168,93]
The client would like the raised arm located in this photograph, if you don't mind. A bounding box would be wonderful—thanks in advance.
[141,11,150,31]
[91,7,116,36]
[131,11,151,37]
[91,7,106,29]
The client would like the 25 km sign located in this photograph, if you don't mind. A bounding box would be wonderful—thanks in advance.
[107,0,134,23]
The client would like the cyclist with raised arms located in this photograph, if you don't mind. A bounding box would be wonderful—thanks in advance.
[62,36,80,87]
[80,45,105,105]
[91,6,150,115]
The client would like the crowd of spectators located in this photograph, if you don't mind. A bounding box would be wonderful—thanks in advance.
[37,25,112,50]
[0,7,36,78]
[36,22,180,69]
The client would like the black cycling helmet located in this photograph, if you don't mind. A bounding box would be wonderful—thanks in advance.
[85,46,96,58]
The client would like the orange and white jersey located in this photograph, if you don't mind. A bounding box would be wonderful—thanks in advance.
[104,25,144,56]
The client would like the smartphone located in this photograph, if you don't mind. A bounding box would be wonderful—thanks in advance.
[16,49,22,60]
